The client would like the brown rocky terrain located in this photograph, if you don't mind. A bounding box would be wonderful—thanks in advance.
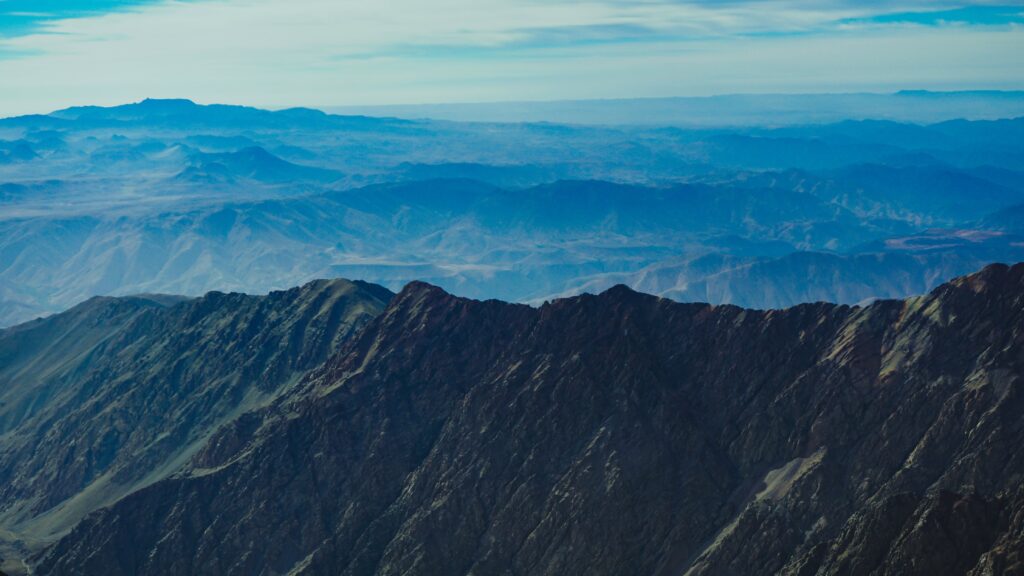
[24,262,1024,575]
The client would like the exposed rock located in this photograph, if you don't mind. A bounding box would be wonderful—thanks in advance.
[28,263,1024,575]
[0,279,391,551]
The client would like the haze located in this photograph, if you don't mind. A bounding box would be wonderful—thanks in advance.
[0,1,1023,116]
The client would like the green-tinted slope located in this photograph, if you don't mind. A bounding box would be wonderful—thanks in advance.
[0,279,391,555]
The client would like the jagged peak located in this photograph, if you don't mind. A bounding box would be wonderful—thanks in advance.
[598,283,642,300]
[76,292,186,311]
[283,277,394,301]
[941,261,1024,294]
[120,293,193,307]
[190,278,393,306]
[394,280,455,303]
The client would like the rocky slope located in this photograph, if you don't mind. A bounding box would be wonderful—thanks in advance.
[0,279,391,554]
[29,263,1024,575]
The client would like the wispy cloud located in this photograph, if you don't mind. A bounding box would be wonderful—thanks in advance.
[841,4,1024,26]
[0,0,1021,115]
[0,0,167,35]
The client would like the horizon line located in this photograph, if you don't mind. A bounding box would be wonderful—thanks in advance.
[3,88,1024,121]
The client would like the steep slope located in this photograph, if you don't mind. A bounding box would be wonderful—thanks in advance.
[0,294,188,434]
[0,279,392,553]
[35,263,1024,575]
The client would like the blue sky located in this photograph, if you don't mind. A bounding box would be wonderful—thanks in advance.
[845,4,1024,25]
[0,0,162,35]
[0,1,1022,115]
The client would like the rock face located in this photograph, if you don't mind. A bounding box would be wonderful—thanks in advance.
[26,263,1024,575]
[0,279,392,550]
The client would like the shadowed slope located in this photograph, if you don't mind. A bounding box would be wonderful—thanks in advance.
[34,263,1024,576]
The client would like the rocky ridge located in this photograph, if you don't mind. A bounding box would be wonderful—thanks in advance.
[27,263,1024,575]
[0,279,392,554]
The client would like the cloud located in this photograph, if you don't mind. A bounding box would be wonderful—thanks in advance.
[841,4,1024,26]
[0,0,1021,115]
[0,0,167,35]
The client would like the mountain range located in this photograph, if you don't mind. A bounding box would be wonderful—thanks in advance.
[2,99,1024,327]
[0,263,1020,575]
[3,98,1024,573]
[328,91,1024,126]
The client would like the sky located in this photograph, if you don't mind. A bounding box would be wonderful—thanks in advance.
[0,1,1022,116]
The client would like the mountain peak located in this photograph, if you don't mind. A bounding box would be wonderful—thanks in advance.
[136,97,198,109]
[179,145,342,183]
[393,280,456,306]
[282,277,396,303]
[945,261,1024,295]
[598,283,642,300]
[233,145,278,161]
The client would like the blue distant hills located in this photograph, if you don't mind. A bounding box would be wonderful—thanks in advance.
[327,90,1024,126]
[0,97,1022,327]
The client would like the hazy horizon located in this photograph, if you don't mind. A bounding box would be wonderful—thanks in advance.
[4,89,1024,128]
[1,1,1022,116]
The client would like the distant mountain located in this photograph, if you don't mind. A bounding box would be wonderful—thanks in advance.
[0,141,37,164]
[984,203,1024,234]
[966,166,1024,194]
[46,98,407,131]
[3,176,1023,327]
[2,99,1024,328]
[0,278,391,554]
[824,164,1024,221]
[0,183,27,201]
[19,263,1024,575]
[733,164,1024,225]
[668,240,1023,308]
[394,162,565,188]
[327,90,1024,126]
[177,147,342,184]
[183,134,261,151]
[559,229,1024,308]
[0,178,767,321]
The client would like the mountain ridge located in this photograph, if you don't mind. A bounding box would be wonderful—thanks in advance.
[15,262,1022,575]
[3,101,1024,328]
[3,98,410,130]
[0,277,393,558]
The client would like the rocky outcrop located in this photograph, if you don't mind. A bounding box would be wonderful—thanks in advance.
[0,279,391,549]
[30,263,1024,575]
